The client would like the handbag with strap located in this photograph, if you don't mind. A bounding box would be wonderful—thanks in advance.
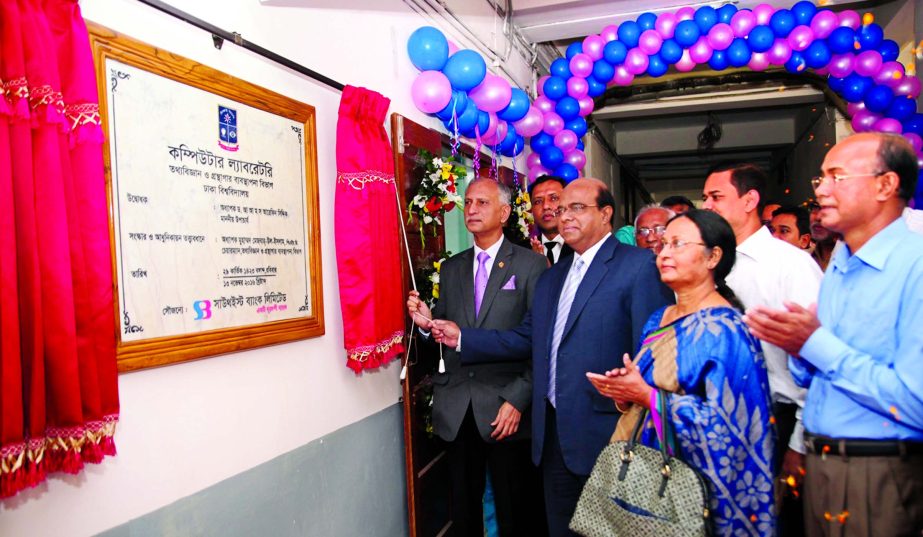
[570,390,713,536]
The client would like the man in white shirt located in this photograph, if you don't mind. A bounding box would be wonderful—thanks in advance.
[703,163,823,535]
[528,175,572,265]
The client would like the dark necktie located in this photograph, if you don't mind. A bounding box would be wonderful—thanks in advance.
[544,242,557,264]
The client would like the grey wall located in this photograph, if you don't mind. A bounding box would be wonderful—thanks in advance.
[97,404,407,537]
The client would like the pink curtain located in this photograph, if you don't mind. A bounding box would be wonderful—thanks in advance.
[335,86,405,373]
[0,0,119,498]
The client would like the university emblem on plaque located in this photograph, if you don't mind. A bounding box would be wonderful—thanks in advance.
[218,105,239,152]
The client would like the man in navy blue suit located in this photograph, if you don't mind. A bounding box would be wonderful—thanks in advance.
[432,178,673,536]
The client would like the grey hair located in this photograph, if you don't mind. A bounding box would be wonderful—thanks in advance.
[633,204,675,228]
[469,177,512,205]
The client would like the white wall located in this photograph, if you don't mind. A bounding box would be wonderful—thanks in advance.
[0,1,533,535]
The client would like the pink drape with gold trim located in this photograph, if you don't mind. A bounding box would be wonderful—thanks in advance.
[0,0,119,498]
[335,86,405,373]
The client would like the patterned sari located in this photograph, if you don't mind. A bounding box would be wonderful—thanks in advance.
[614,306,776,536]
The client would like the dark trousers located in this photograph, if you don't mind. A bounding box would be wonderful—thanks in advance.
[447,405,542,537]
[541,401,587,537]
[774,402,805,537]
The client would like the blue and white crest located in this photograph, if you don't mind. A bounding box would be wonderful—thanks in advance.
[218,105,239,152]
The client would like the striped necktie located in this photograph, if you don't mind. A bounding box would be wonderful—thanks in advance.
[548,257,584,407]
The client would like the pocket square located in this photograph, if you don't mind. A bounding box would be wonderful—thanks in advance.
[501,275,516,290]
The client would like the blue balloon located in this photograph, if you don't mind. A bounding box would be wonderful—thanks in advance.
[592,60,614,83]
[637,12,657,31]
[727,38,752,68]
[575,140,585,151]
[407,26,449,71]
[551,57,572,79]
[803,40,831,69]
[840,73,872,103]
[791,1,817,26]
[748,26,775,53]
[864,85,894,113]
[566,42,583,59]
[603,40,628,65]
[694,6,718,33]
[476,110,490,135]
[647,53,668,77]
[881,40,900,62]
[660,39,683,64]
[435,90,468,121]
[556,97,580,120]
[674,20,701,48]
[769,9,796,38]
[858,23,884,51]
[717,4,738,24]
[456,100,480,131]
[540,146,565,169]
[903,114,923,135]
[887,96,916,122]
[784,51,806,73]
[828,27,856,55]
[443,50,487,91]
[554,163,579,181]
[618,21,642,48]
[566,118,588,138]
[708,50,729,71]
[543,76,567,101]
[530,132,554,152]
[827,76,846,93]
[587,76,607,97]
[498,88,530,122]
[498,125,518,153]
[502,134,525,158]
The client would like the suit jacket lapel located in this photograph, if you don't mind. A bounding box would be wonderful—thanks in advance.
[562,236,616,339]
[474,239,513,328]
[459,249,476,327]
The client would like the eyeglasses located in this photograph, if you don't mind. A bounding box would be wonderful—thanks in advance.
[659,238,707,251]
[810,171,884,190]
[532,193,560,207]
[637,225,666,238]
[553,203,598,217]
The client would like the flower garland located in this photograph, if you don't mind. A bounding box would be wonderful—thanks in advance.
[510,187,533,242]
[416,251,450,308]
[408,150,465,247]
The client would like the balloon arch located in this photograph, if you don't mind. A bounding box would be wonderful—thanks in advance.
[408,1,923,207]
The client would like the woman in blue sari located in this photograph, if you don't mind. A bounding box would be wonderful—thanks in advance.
[587,210,776,536]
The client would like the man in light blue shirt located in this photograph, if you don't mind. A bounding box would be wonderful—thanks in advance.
[744,133,923,537]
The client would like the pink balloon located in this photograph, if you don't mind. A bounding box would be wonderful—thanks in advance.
[748,52,770,71]
[513,105,545,137]
[875,61,906,88]
[481,111,499,140]
[483,120,508,145]
[873,117,903,134]
[612,65,634,86]
[689,37,712,64]
[894,76,922,99]
[753,4,775,26]
[675,49,696,73]
[528,164,551,183]
[707,23,734,51]
[810,10,839,39]
[411,70,452,113]
[536,75,550,96]
[854,50,883,78]
[846,101,866,117]
[583,34,606,61]
[838,10,861,29]
[601,24,619,42]
[542,112,564,135]
[624,48,649,75]
[768,39,793,65]
[469,74,512,113]
[577,96,594,117]
[828,53,855,78]
[655,13,677,39]
[447,40,459,56]
[676,7,695,21]
[565,149,587,170]
[814,66,829,76]
[567,77,589,98]
[905,133,923,153]
[554,130,578,152]
[533,95,554,114]
[638,29,663,55]
[787,25,814,51]
[852,110,881,133]
[570,53,594,78]
[731,10,757,38]
[526,151,542,169]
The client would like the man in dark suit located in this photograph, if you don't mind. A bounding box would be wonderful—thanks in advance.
[528,175,573,264]
[432,178,674,536]
[407,178,548,536]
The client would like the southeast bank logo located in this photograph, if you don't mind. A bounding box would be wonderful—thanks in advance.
[218,105,239,152]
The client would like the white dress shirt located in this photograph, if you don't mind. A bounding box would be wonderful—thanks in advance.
[541,233,566,264]
[727,226,823,453]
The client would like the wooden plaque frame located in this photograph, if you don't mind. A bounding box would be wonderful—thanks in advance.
[89,23,324,372]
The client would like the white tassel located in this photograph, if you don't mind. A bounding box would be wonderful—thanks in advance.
[400,362,407,381]
[438,345,445,373]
